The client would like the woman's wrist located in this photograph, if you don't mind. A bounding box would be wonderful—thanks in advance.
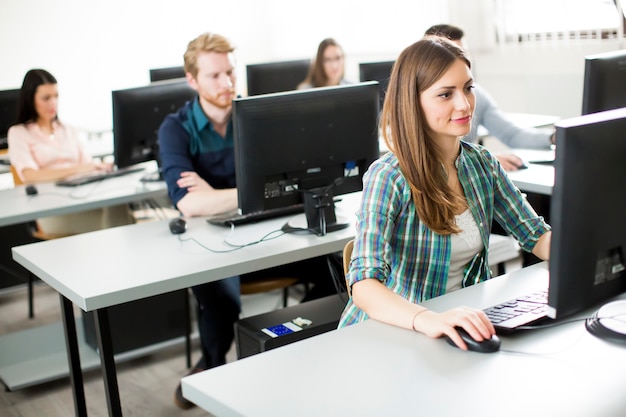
[411,309,429,332]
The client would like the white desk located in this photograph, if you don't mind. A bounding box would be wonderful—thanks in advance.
[0,161,170,391]
[507,162,554,196]
[11,192,362,417]
[183,262,626,417]
[0,161,166,227]
[9,190,531,416]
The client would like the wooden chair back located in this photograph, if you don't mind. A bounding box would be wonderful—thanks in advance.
[342,239,354,296]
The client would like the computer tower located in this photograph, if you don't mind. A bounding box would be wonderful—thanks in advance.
[235,294,346,359]
[82,289,188,354]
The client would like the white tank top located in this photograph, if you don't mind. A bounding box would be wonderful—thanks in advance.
[447,209,484,292]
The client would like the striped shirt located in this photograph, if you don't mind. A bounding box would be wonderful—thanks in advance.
[338,141,550,327]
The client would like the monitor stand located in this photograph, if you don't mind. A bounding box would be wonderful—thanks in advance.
[585,299,626,344]
[302,186,348,236]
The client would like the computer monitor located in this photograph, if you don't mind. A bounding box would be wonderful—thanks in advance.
[359,60,395,109]
[149,66,185,83]
[0,88,20,147]
[246,59,310,96]
[548,107,626,342]
[232,82,380,234]
[581,49,626,115]
[112,80,195,170]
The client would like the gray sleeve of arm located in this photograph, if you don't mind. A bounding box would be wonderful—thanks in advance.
[475,86,552,150]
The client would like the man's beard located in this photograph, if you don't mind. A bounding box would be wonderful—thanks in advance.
[204,90,235,109]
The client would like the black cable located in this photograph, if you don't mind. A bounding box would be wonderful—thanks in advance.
[326,255,348,304]
[514,316,591,331]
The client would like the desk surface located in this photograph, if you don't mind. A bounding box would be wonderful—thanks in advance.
[182,262,626,417]
[0,161,167,227]
[12,192,361,311]
[507,161,554,196]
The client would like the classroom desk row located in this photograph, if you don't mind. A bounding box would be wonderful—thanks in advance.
[0,161,170,391]
[0,160,166,227]
[182,261,626,417]
[9,161,555,416]
[11,193,361,416]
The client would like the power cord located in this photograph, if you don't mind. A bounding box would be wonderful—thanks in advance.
[497,313,626,355]
[177,222,285,253]
[326,254,349,303]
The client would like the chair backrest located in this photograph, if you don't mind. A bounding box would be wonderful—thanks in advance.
[10,164,23,185]
[342,239,354,296]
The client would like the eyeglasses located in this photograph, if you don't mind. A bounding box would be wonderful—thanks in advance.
[323,55,344,64]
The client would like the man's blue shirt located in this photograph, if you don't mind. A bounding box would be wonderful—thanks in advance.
[158,97,235,208]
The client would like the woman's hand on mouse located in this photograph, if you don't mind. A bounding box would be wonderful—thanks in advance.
[412,307,495,350]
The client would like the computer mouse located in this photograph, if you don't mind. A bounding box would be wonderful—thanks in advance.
[25,184,38,196]
[168,218,187,235]
[444,327,501,353]
[516,161,529,170]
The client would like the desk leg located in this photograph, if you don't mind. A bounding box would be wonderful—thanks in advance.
[94,308,123,417]
[59,295,88,417]
[185,289,191,368]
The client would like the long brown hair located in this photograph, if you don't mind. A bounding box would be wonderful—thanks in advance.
[300,38,344,88]
[381,37,471,234]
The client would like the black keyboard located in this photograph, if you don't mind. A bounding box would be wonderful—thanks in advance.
[207,204,304,226]
[55,166,145,186]
[483,289,549,333]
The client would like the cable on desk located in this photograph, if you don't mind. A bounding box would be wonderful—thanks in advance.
[177,223,285,253]
[496,314,626,356]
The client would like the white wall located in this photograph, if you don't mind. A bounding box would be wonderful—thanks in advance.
[1,0,624,131]
[0,0,446,132]
[449,0,626,119]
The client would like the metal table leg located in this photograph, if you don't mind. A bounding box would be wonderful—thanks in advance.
[94,308,123,416]
[59,295,88,417]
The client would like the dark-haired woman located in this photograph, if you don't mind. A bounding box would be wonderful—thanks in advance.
[8,69,131,234]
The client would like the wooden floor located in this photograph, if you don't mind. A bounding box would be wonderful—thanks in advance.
[0,281,299,417]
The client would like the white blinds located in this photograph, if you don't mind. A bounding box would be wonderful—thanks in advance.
[493,0,625,45]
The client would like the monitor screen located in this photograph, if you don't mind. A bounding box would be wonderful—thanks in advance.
[0,88,20,145]
[359,60,395,110]
[581,49,626,115]
[149,66,185,83]
[548,107,626,340]
[246,59,311,96]
[112,80,195,169]
[232,82,380,233]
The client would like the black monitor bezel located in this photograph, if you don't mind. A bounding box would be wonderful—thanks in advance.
[548,107,626,320]
[246,59,311,96]
[112,80,195,169]
[232,81,380,219]
[359,60,395,110]
[0,88,20,141]
[581,49,626,115]
[149,66,185,83]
